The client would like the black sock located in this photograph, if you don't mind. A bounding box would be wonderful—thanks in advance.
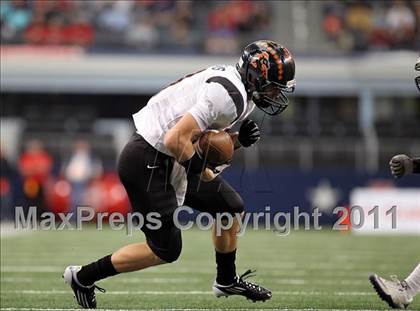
[215,249,236,285]
[76,254,119,286]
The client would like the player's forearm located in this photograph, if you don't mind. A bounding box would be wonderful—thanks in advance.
[165,129,211,178]
[164,112,204,163]
[163,131,195,163]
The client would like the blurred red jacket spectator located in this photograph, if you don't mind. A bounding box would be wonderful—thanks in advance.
[19,139,52,184]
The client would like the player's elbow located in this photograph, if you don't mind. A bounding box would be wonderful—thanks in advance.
[163,130,180,154]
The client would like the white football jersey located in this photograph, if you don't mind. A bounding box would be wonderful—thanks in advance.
[133,65,255,206]
[133,65,254,156]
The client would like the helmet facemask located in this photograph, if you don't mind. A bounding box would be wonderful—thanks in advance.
[252,79,295,116]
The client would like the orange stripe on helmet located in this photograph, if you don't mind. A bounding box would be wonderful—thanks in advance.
[266,46,283,81]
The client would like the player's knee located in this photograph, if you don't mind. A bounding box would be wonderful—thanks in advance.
[163,236,182,263]
[147,227,182,263]
[217,195,244,225]
[229,193,244,215]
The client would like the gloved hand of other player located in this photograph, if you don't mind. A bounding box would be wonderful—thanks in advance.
[389,154,413,178]
[238,119,260,147]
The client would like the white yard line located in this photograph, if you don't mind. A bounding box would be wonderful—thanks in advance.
[0,290,375,296]
[273,279,367,285]
[0,223,31,239]
[0,266,63,273]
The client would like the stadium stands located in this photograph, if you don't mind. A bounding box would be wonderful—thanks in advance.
[1,1,418,53]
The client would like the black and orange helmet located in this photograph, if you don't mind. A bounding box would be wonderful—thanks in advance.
[236,40,296,115]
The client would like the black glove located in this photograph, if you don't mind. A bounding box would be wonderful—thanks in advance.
[389,154,413,178]
[238,119,260,147]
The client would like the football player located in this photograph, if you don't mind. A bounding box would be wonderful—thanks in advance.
[368,58,420,309]
[63,40,296,308]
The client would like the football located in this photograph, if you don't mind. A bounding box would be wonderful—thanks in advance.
[197,130,234,166]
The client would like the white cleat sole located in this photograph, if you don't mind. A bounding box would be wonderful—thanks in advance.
[63,266,82,287]
[212,286,230,298]
[63,266,73,285]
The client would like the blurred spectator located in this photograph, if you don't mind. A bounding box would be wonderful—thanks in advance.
[167,1,195,49]
[206,2,240,55]
[96,1,131,33]
[369,5,391,49]
[323,5,343,42]
[18,139,52,213]
[322,2,353,50]
[322,0,418,52]
[385,0,416,49]
[345,3,373,51]
[416,2,420,49]
[0,150,21,220]
[0,0,32,42]
[64,140,102,212]
[205,1,270,54]
[125,15,158,49]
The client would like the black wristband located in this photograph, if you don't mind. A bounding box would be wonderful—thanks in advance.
[413,158,420,174]
[180,152,206,175]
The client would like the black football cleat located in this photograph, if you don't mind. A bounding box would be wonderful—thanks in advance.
[63,265,106,309]
[212,269,272,302]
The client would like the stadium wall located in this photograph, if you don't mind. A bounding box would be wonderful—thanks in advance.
[1,47,417,95]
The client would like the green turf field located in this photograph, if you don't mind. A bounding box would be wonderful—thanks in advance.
[1,225,419,311]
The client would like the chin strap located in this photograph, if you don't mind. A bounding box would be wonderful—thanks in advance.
[413,158,420,174]
[94,285,106,293]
